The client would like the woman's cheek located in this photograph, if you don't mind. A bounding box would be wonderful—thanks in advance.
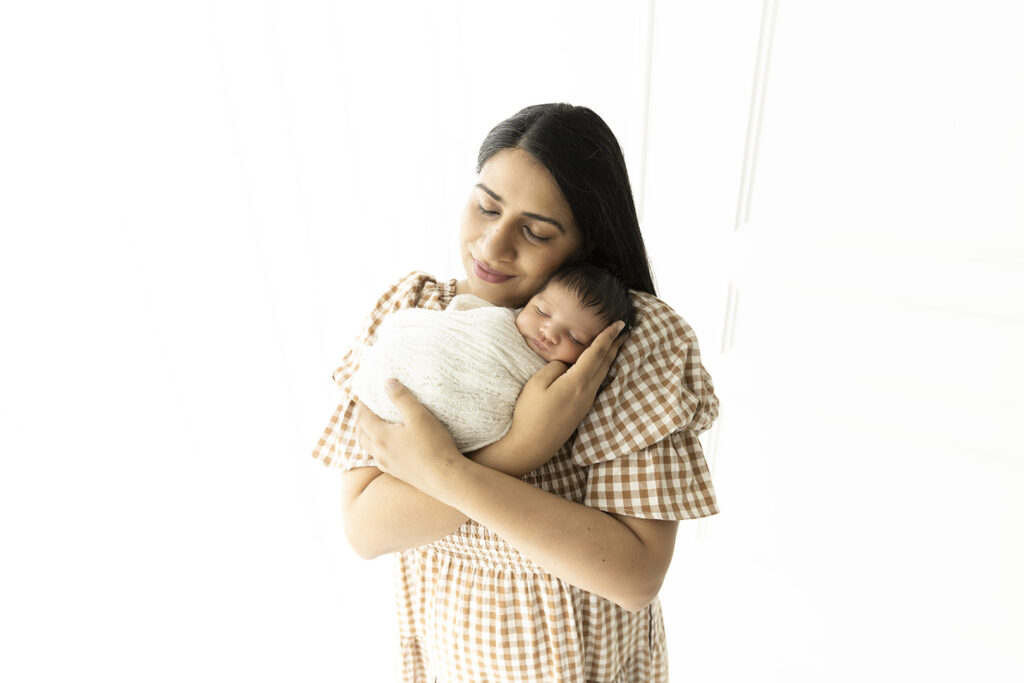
[457,199,481,245]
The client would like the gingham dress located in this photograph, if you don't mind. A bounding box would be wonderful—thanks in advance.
[313,272,719,682]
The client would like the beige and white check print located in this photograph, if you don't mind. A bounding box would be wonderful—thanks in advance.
[313,272,719,682]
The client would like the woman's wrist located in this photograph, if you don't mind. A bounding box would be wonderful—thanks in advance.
[470,431,546,478]
[421,445,478,504]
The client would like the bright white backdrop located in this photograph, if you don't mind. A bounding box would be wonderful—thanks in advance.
[1,1,1021,682]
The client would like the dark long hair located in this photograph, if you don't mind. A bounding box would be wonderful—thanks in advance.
[547,264,635,334]
[476,104,656,296]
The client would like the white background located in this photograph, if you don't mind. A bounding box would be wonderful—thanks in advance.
[1,1,1021,681]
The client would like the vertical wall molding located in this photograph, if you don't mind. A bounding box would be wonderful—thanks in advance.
[734,0,779,230]
[635,0,657,224]
[720,283,741,354]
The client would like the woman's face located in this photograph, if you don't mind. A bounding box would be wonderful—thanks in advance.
[459,148,583,308]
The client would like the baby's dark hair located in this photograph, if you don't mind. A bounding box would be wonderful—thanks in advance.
[544,264,635,335]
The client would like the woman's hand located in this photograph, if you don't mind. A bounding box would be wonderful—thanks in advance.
[499,320,627,467]
[355,381,463,491]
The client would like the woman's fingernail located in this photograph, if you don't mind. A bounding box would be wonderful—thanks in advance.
[386,378,400,394]
[616,321,625,333]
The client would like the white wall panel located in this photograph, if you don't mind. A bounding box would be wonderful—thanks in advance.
[644,0,762,337]
[751,1,1021,250]
[648,0,1024,680]
[0,2,659,681]
[4,0,1021,680]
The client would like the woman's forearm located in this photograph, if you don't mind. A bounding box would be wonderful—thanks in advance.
[341,438,543,558]
[420,451,677,612]
[467,431,551,478]
[341,467,469,558]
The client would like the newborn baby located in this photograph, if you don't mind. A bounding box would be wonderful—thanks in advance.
[351,264,633,452]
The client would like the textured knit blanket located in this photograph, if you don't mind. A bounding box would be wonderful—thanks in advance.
[351,294,546,452]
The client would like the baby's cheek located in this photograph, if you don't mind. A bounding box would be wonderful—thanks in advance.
[513,311,529,337]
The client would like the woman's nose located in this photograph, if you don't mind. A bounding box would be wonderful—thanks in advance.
[479,220,516,262]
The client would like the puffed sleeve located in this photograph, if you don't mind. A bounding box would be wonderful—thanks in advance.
[311,271,451,470]
[571,292,719,520]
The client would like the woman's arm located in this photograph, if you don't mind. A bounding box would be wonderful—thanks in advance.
[340,429,551,558]
[441,460,678,613]
[342,466,677,613]
[341,322,626,559]
[358,377,677,613]
[342,429,556,559]
[341,466,468,559]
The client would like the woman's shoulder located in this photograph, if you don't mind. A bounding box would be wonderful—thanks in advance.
[618,291,709,397]
[371,271,459,315]
[626,290,703,353]
[328,271,457,388]
[570,290,718,466]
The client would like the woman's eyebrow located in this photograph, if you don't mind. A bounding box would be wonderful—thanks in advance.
[476,183,503,203]
[475,183,565,234]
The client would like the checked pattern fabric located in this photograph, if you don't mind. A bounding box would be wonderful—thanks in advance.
[313,272,719,682]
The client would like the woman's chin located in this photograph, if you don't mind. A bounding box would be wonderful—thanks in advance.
[465,279,525,308]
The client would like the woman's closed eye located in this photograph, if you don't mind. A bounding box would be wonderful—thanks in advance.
[522,225,552,244]
[477,202,552,244]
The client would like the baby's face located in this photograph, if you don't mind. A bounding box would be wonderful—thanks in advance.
[515,284,607,364]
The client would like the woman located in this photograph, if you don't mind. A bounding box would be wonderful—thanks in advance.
[313,104,719,682]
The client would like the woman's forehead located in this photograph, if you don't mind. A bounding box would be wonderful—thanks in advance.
[478,149,572,221]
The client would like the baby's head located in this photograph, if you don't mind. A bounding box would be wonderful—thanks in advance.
[515,264,634,364]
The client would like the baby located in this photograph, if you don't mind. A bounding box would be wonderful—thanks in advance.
[513,264,632,365]
[351,264,633,453]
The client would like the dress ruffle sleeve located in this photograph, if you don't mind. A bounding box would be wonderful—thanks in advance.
[312,271,453,470]
[570,291,720,520]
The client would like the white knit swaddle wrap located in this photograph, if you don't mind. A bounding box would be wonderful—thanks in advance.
[351,294,546,452]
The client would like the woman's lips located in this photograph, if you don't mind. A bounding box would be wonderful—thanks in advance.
[473,259,513,284]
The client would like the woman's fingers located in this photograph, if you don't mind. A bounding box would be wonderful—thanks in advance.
[355,398,377,429]
[592,334,626,384]
[528,359,571,389]
[355,382,426,452]
[355,398,381,448]
[355,404,375,455]
[568,320,626,387]
[382,379,423,421]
